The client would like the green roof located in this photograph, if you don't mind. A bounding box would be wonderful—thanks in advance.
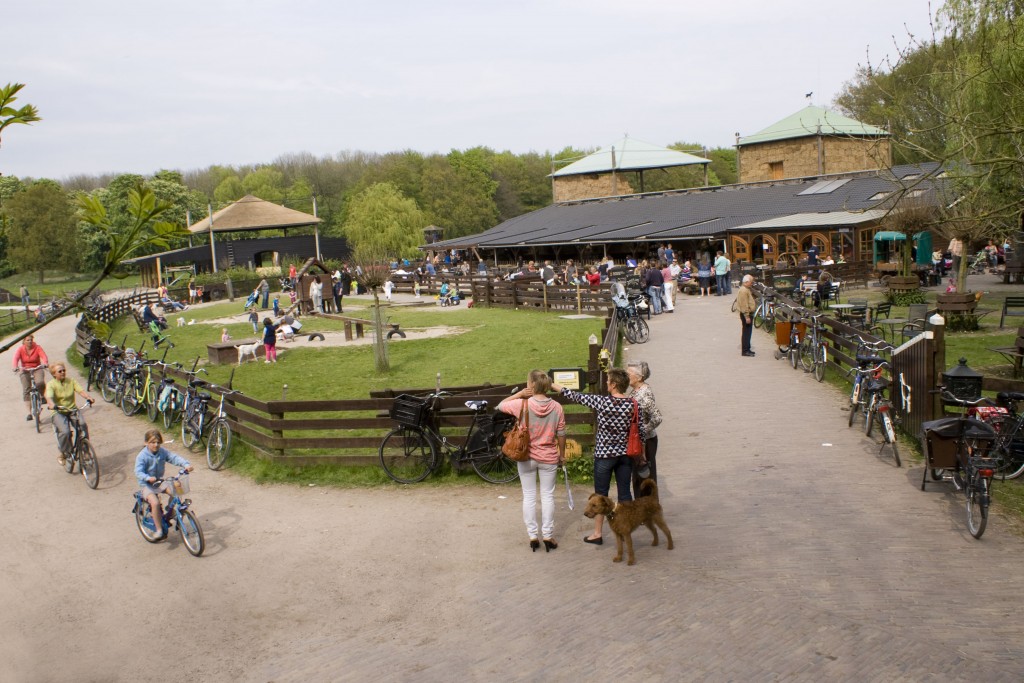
[551,137,709,177]
[739,105,889,146]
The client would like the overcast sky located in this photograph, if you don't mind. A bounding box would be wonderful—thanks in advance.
[4,0,937,180]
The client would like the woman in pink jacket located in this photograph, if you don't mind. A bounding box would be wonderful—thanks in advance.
[498,370,566,552]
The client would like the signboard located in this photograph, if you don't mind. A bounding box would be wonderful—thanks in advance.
[549,367,584,391]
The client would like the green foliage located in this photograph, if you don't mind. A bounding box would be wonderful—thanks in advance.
[0,83,41,151]
[945,311,982,332]
[5,182,81,280]
[885,289,927,306]
[214,175,244,203]
[421,149,499,238]
[342,182,426,261]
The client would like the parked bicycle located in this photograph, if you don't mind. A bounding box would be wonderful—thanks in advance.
[861,360,903,467]
[922,390,1001,539]
[206,389,240,470]
[962,390,1024,480]
[846,336,892,428]
[379,388,518,484]
[51,401,99,489]
[157,359,201,429]
[773,305,804,369]
[752,285,777,334]
[133,469,205,556]
[612,283,650,344]
[798,313,828,382]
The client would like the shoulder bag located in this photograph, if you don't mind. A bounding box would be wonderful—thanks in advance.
[501,400,531,462]
[626,399,643,458]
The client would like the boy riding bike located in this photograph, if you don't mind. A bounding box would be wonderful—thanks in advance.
[134,429,194,539]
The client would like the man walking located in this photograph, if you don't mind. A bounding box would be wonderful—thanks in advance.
[644,264,665,315]
[737,274,757,357]
[714,250,731,295]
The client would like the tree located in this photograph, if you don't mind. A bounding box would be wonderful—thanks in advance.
[5,181,81,282]
[421,149,499,238]
[342,182,425,260]
[0,184,191,354]
[0,83,41,151]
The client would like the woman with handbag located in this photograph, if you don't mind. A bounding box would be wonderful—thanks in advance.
[498,371,566,552]
[553,368,645,546]
[627,362,662,497]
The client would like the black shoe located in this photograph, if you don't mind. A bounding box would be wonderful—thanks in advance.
[743,351,756,357]
[543,539,558,552]
[26,414,32,421]
[583,535,603,545]
[529,539,540,552]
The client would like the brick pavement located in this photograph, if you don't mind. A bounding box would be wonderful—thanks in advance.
[266,291,1024,681]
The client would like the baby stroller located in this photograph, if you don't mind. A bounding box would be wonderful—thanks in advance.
[149,321,174,350]
[243,289,259,310]
[968,250,989,276]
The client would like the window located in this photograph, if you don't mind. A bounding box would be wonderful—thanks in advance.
[799,178,852,195]
[869,191,890,201]
[858,227,879,262]
[769,161,784,180]
[731,236,749,258]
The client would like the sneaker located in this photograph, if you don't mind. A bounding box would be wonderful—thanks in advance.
[264,360,271,364]
[57,456,66,466]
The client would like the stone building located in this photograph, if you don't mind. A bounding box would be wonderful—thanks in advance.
[736,105,891,183]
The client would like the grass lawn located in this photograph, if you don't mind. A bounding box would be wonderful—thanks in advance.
[96,299,607,400]
[0,271,143,298]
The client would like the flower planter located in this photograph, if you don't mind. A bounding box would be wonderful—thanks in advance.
[886,275,921,294]
[936,291,978,313]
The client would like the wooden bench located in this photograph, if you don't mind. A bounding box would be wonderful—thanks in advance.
[1000,296,1024,328]
[131,307,148,332]
[990,326,1024,377]
[207,339,264,365]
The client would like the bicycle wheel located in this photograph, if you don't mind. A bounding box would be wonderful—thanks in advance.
[32,393,41,433]
[178,510,205,557]
[471,448,520,484]
[865,401,876,437]
[966,477,988,539]
[880,411,901,467]
[753,306,765,329]
[813,344,826,383]
[206,419,233,470]
[146,382,160,422]
[78,439,100,489]
[163,396,181,429]
[102,370,120,403]
[623,318,640,344]
[181,410,202,449]
[789,343,799,370]
[764,309,776,333]
[799,338,814,372]
[631,317,650,343]
[135,500,165,543]
[379,427,437,483]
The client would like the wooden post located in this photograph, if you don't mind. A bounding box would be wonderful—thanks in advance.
[930,315,946,420]
[543,283,548,312]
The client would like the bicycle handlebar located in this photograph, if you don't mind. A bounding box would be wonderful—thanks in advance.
[850,335,893,352]
[933,388,991,406]
[846,362,888,377]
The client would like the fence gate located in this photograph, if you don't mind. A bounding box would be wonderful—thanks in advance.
[890,333,931,438]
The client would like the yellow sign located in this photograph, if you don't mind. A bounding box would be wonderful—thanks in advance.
[550,368,583,391]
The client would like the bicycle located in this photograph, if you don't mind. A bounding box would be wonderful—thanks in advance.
[845,336,892,429]
[132,469,205,556]
[773,305,803,369]
[181,370,234,453]
[21,366,47,433]
[206,389,240,470]
[613,284,650,344]
[798,313,828,382]
[51,401,99,489]
[861,362,904,467]
[962,390,1024,480]
[752,285,777,334]
[117,354,168,421]
[158,359,201,429]
[378,389,519,484]
[922,390,1001,539]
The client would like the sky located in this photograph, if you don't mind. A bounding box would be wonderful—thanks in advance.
[3,0,938,181]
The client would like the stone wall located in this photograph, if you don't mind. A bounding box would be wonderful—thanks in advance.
[738,136,891,183]
[553,173,635,202]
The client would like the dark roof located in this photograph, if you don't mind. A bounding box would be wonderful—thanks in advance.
[429,163,945,250]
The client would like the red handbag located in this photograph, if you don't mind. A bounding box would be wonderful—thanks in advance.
[626,399,643,458]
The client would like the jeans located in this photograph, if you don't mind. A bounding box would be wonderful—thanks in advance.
[633,436,658,498]
[716,274,728,294]
[261,290,269,309]
[518,460,557,540]
[594,455,634,502]
[740,312,753,353]
[53,411,85,456]
[646,286,663,314]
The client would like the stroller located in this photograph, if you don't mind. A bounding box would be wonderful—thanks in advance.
[968,250,989,276]
[243,289,259,310]
[149,321,174,349]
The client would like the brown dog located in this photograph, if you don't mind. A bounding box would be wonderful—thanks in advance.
[583,479,673,565]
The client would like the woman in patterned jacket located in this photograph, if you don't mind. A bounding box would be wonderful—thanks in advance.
[552,368,645,546]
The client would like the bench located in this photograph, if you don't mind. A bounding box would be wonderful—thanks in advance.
[1000,296,1024,328]
[131,307,148,332]
[207,339,264,365]
[990,327,1024,377]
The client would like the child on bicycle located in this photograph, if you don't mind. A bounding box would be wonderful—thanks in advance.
[44,362,95,466]
[135,429,194,537]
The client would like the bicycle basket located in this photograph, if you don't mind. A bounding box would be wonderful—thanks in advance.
[389,394,431,427]
[170,473,190,495]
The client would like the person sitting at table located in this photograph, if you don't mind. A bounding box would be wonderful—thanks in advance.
[814,272,833,309]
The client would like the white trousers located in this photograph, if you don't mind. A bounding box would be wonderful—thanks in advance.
[663,282,675,309]
[518,460,557,540]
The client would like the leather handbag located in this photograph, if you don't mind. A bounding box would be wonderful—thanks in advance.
[501,400,531,462]
[626,399,643,458]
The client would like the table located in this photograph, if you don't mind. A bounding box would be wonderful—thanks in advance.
[874,318,908,342]
[830,303,855,321]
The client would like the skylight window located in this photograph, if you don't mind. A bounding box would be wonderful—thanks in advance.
[869,191,890,201]
[798,178,851,196]
[902,173,922,180]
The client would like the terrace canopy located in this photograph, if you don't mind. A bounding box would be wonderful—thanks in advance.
[189,195,322,272]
